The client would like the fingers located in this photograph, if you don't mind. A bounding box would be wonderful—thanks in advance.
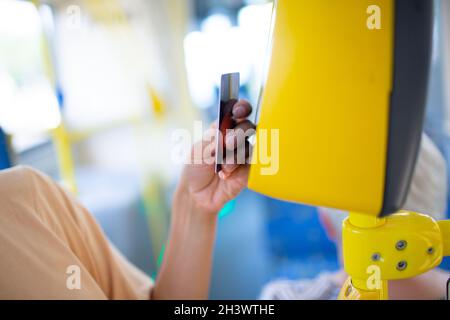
[218,170,231,180]
[232,99,252,120]
[219,164,250,182]
[214,101,254,180]
[221,162,239,178]
[220,141,252,179]
[232,164,250,183]
[218,101,254,179]
[225,120,256,150]
[235,119,256,132]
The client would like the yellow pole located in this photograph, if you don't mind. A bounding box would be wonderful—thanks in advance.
[52,124,77,193]
[31,0,78,192]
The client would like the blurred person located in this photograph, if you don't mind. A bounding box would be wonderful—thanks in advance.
[0,100,254,299]
[260,133,450,300]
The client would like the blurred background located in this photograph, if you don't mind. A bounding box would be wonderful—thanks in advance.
[0,0,450,299]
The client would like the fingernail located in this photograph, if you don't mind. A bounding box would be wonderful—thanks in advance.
[233,106,246,118]
[218,171,227,180]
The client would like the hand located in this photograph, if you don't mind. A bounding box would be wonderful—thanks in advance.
[176,100,255,215]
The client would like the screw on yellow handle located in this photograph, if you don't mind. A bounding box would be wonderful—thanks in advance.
[341,211,449,300]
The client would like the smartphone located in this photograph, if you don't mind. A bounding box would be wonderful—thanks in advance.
[215,72,240,173]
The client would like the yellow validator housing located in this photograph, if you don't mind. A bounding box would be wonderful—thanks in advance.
[248,0,449,300]
[248,0,430,217]
[249,0,393,215]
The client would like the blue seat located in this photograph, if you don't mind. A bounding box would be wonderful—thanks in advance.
[264,198,339,279]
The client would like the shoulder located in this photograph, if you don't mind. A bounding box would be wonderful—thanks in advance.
[0,165,51,200]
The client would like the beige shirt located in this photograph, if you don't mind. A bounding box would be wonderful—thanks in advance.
[0,166,153,299]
